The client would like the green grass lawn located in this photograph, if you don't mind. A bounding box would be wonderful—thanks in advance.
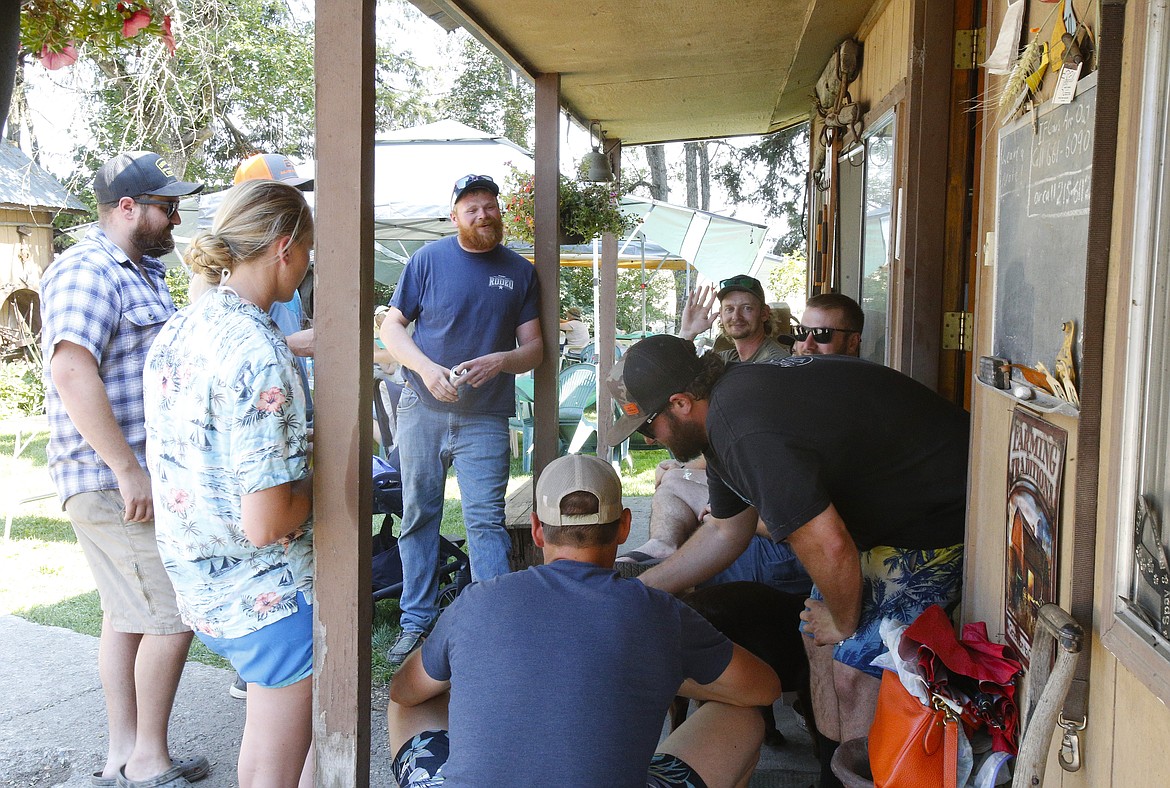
[2,416,668,685]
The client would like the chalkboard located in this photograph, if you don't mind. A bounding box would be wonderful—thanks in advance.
[994,73,1096,377]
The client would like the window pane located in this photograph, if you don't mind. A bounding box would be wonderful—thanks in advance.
[860,115,895,364]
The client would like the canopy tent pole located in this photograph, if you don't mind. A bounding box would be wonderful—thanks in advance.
[640,234,647,335]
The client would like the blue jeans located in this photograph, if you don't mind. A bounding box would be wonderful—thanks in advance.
[396,387,512,633]
[701,535,813,596]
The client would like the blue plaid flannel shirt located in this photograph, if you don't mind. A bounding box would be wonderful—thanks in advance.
[41,227,175,504]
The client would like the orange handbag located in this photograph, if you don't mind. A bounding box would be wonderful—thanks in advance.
[868,670,960,788]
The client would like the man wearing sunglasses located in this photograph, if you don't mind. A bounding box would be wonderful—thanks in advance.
[792,293,864,357]
[40,151,210,786]
[607,335,968,788]
[380,173,542,667]
[679,274,790,363]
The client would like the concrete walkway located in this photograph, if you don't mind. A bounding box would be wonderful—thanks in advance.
[0,493,817,787]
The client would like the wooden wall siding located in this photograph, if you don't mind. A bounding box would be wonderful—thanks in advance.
[963,0,1170,782]
[852,0,910,114]
[0,208,54,290]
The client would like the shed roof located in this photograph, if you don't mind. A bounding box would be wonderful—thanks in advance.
[0,142,87,214]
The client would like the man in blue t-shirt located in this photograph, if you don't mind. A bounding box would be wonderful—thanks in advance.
[380,174,543,665]
[387,455,781,788]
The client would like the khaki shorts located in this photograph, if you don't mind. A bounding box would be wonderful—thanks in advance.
[65,489,188,635]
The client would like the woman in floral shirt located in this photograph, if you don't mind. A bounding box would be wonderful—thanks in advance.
[144,180,315,787]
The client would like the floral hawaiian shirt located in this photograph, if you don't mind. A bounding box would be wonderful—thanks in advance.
[144,288,313,639]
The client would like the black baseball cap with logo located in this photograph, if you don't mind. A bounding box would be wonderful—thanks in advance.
[606,334,703,445]
[93,151,204,204]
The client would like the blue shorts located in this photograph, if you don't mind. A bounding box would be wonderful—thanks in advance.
[392,731,707,788]
[802,544,963,679]
[701,534,813,596]
[196,592,313,689]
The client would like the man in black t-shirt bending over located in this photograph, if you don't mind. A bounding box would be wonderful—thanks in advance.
[606,336,970,787]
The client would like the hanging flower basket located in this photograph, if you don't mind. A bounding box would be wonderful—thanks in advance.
[502,166,640,246]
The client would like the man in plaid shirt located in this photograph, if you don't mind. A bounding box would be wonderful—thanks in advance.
[40,151,209,788]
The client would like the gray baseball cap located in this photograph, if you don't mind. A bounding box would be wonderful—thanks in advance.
[535,455,623,526]
[93,151,204,203]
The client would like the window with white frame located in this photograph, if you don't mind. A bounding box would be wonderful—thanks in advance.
[1106,0,1170,702]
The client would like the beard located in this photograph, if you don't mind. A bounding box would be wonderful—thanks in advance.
[658,410,708,462]
[724,320,763,341]
[457,215,504,252]
[132,220,176,258]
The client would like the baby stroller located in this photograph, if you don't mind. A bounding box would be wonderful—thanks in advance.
[371,396,471,608]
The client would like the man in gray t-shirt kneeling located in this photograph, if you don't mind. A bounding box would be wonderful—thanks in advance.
[388,455,781,788]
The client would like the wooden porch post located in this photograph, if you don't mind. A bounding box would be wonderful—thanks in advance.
[597,139,621,455]
[532,73,561,480]
[313,1,375,785]
[898,0,955,386]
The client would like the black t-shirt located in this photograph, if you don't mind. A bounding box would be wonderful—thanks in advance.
[704,356,970,550]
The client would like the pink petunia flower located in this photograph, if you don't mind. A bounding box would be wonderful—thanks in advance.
[40,43,78,71]
[253,592,282,615]
[161,15,176,55]
[256,387,287,413]
[122,8,153,39]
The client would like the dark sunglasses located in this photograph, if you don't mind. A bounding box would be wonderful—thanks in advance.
[134,197,180,219]
[793,324,858,343]
[719,274,758,291]
[636,410,661,439]
[454,173,495,191]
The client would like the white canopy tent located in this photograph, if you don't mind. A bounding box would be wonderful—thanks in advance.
[133,121,772,287]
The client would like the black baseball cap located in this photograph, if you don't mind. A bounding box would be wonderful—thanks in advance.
[606,335,703,445]
[451,173,500,206]
[94,151,204,204]
[716,274,767,304]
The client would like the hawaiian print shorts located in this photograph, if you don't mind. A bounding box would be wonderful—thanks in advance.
[807,543,964,679]
[391,731,707,787]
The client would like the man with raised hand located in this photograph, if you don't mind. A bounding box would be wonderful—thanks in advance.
[678,274,790,363]
[41,151,208,788]
[388,454,780,788]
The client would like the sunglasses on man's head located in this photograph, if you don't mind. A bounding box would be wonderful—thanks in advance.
[793,324,858,343]
[719,274,758,291]
[134,197,180,219]
[454,173,495,191]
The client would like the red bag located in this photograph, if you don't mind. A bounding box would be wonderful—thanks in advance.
[903,606,1021,754]
[869,670,961,788]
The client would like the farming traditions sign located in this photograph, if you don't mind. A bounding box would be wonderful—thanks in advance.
[1004,408,1068,667]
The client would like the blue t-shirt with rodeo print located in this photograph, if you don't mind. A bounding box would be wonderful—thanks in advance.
[391,235,539,417]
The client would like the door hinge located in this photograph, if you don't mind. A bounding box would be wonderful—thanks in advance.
[942,311,974,351]
[954,28,986,70]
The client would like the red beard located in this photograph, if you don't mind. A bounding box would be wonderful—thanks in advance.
[458,216,504,252]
